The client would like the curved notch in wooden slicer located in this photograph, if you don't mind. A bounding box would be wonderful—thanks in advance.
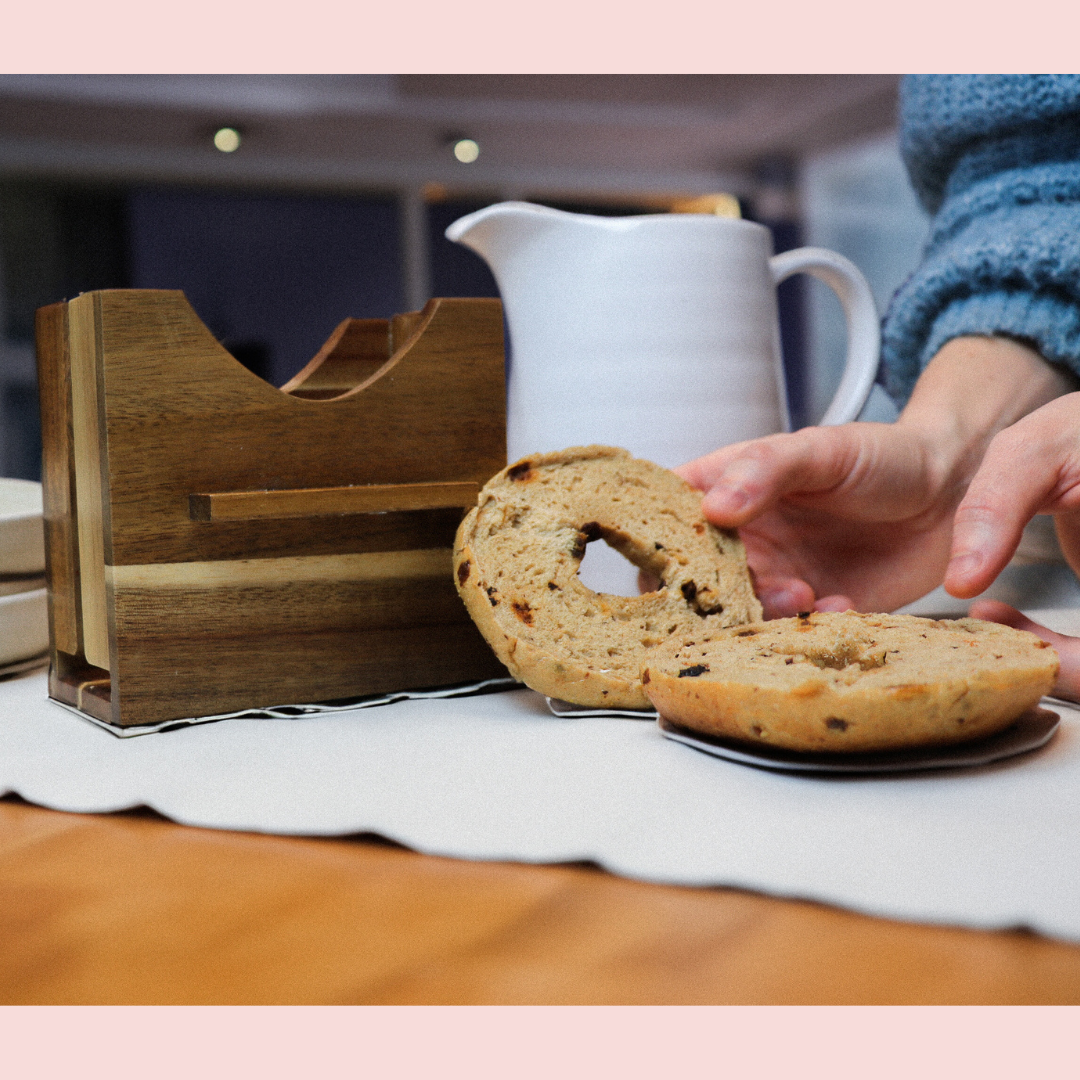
[280,306,430,401]
[280,318,393,400]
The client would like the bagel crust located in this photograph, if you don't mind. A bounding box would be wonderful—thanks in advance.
[642,610,1059,753]
[453,446,762,708]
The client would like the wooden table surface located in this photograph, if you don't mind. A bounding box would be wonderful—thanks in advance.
[3,796,1079,1004]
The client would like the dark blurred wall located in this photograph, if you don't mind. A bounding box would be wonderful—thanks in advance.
[0,181,130,343]
[744,156,809,431]
[426,200,501,301]
[0,181,130,479]
[128,188,405,388]
[760,217,809,431]
[0,182,423,478]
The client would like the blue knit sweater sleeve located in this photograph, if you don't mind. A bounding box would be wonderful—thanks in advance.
[880,75,1080,404]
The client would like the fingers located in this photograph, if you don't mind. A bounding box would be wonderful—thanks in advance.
[752,575,816,620]
[814,594,856,613]
[969,600,1080,703]
[748,578,853,619]
[1054,510,1080,578]
[944,510,1030,599]
[967,599,1037,631]
[944,442,1054,597]
[946,395,1080,598]
[637,570,661,594]
[675,427,868,528]
[642,560,815,621]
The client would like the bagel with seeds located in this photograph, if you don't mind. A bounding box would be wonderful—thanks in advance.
[453,445,762,708]
[641,610,1059,753]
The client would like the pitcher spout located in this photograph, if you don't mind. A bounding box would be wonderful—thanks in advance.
[444,201,571,272]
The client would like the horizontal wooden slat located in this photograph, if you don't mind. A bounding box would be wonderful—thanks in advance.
[189,482,480,522]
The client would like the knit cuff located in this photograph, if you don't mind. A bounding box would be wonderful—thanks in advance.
[920,290,1080,375]
[880,164,1080,403]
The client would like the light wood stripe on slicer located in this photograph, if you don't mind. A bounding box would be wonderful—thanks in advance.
[68,293,110,671]
[107,548,454,590]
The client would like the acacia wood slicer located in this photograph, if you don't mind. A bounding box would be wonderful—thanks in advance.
[35,290,508,728]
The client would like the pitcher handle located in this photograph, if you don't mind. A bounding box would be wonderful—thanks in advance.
[769,247,880,426]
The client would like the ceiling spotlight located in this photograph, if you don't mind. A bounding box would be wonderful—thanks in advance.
[213,127,242,153]
[453,138,480,164]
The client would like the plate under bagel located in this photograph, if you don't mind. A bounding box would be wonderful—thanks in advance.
[658,706,1060,774]
[546,696,658,720]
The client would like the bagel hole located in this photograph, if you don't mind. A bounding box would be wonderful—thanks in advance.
[576,538,648,597]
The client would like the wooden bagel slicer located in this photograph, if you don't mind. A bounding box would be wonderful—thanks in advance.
[35,290,508,728]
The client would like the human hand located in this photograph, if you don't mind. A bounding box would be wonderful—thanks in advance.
[969,600,1080,703]
[678,337,1076,618]
[945,392,1080,598]
[676,421,956,617]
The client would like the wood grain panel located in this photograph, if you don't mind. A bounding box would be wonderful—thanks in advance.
[94,292,505,567]
[110,622,505,725]
[107,550,468,641]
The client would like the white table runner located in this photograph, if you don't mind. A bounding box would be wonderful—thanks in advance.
[4,609,1080,943]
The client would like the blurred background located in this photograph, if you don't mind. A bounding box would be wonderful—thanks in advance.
[0,74,924,481]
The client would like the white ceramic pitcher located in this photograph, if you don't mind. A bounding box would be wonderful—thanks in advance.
[446,201,880,468]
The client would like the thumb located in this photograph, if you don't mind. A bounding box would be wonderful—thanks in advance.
[945,428,1068,599]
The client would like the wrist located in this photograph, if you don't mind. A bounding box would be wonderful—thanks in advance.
[895,335,1076,496]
